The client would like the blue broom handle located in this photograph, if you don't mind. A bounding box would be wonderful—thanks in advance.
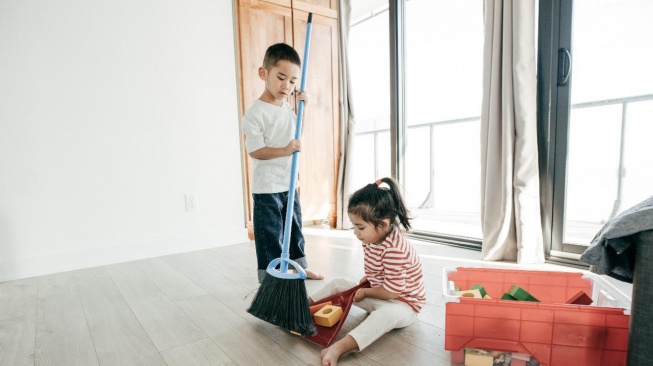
[280,13,313,273]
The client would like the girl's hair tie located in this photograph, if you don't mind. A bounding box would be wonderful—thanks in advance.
[375,179,390,190]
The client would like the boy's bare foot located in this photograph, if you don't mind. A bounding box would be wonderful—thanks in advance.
[305,269,324,280]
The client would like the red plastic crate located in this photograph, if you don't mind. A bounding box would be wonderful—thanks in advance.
[443,267,631,366]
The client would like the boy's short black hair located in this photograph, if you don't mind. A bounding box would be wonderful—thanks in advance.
[262,43,301,70]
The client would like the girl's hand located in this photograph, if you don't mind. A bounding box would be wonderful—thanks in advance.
[359,276,368,284]
[354,288,367,302]
[285,139,301,155]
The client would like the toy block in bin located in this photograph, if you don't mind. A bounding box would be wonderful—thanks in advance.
[450,349,465,364]
[464,350,493,366]
[510,352,532,366]
[566,290,593,305]
[507,285,539,302]
[463,349,510,366]
[313,305,343,327]
[455,289,482,298]
[500,293,517,300]
[470,284,487,298]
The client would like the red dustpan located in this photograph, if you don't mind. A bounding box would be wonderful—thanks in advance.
[302,281,371,347]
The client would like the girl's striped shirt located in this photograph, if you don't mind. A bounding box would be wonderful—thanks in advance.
[362,227,426,312]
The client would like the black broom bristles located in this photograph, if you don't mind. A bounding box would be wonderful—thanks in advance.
[247,274,317,336]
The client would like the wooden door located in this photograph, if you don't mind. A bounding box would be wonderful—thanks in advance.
[235,0,340,237]
[292,9,339,227]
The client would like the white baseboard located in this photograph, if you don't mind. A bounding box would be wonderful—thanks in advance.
[0,228,250,283]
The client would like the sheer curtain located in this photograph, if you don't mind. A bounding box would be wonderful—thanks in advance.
[336,0,356,229]
[480,0,545,263]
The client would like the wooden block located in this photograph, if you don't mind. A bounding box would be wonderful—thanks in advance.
[482,294,492,299]
[313,305,343,327]
[309,301,332,315]
[451,349,465,363]
[470,284,487,298]
[508,285,539,302]
[456,289,482,298]
[501,293,517,301]
[566,290,593,305]
[511,352,531,361]
[464,349,494,366]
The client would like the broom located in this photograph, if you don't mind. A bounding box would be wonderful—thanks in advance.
[246,12,317,336]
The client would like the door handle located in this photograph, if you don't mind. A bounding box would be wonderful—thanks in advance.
[558,47,572,86]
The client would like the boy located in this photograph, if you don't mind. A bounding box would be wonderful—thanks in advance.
[242,43,323,283]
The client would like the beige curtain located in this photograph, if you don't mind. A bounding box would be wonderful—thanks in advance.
[480,0,545,264]
[336,0,355,229]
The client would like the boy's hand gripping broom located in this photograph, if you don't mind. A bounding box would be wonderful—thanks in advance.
[246,12,317,336]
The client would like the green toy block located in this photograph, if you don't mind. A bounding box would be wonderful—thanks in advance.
[508,285,539,302]
[501,293,517,300]
[470,284,487,298]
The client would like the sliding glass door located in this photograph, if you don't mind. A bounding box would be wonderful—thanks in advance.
[545,0,653,255]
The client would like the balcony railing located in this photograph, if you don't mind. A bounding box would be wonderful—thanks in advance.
[355,93,653,243]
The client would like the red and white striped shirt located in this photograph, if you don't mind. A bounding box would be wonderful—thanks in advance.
[362,227,426,313]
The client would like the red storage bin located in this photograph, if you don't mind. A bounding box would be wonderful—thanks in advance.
[443,267,631,366]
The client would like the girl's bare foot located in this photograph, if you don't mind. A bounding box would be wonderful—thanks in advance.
[305,269,324,280]
[320,335,358,366]
[320,346,340,366]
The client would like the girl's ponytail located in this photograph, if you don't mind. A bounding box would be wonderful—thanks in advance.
[379,177,412,231]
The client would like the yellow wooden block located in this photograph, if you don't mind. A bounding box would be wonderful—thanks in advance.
[456,289,482,298]
[313,305,343,327]
[465,352,494,366]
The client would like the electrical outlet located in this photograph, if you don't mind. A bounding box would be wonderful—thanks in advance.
[185,194,198,212]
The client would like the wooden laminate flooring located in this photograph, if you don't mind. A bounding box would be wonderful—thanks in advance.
[0,226,632,366]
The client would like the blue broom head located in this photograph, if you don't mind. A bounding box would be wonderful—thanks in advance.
[266,257,307,280]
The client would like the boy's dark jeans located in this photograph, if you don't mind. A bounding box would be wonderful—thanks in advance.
[253,190,307,281]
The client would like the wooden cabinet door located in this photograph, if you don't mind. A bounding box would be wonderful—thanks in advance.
[236,0,340,234]
[292,10,339,227]
[292,0,338,17]
[236,0,293,237]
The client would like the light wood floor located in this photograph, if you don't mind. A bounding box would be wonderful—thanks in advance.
[0,226,632,366]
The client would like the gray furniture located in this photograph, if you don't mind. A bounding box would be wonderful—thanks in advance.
[580,196,653,366]
[628,230,653,366]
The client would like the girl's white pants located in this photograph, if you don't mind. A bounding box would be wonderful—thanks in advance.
[308,277,417,350]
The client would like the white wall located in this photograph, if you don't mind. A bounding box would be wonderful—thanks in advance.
[0,0,247,281]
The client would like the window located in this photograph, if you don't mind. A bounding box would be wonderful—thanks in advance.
[404,1,483,240]
[350,0,653,258]
[349,1,391,191]
[349,0,484,245]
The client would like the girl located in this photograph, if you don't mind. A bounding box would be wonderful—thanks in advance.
[308,177,426,366]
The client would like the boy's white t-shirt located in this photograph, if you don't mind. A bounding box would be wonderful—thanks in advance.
[242,99,298,194]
